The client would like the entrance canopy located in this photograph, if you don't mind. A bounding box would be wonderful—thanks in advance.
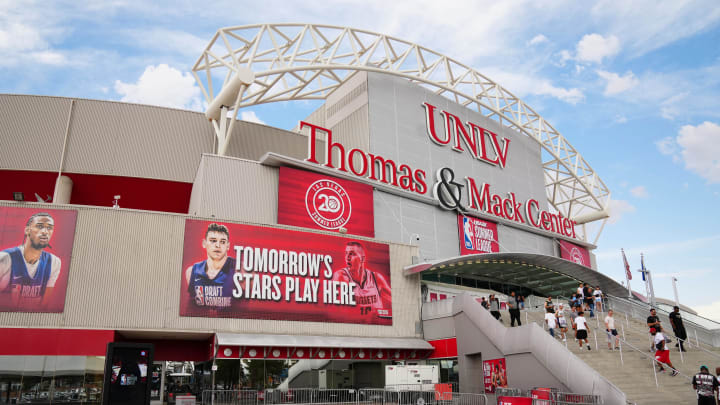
[405,253,627,298]
[215,333,433,360]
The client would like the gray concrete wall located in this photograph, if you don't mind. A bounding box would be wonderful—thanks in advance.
[0,200,421,339]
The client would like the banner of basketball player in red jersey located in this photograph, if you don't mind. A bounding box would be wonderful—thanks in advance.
[483,358,507,393]
[558,239,591,268]
[0,206,78,313]
[458,214,499,255]
[278,166,375,238]
[179,219,392,325]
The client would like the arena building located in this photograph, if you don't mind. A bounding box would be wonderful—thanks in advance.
[0,24,675,405]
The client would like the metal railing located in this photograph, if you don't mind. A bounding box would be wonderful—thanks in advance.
[495,387,602,404]
[605,295,720,347]
[201,388,487,405]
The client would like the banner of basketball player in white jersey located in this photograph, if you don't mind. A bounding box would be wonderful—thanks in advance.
[0,206,78,313]
[179,219,392,325]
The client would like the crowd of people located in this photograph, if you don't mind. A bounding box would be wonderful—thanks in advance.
[477,288,720,403]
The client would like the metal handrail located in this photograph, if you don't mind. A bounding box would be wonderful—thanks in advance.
[615,334,693,383]
[606,294,720,331]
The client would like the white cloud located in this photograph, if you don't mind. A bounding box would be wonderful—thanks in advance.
[693,300,720,323]
[614,115,627,123]
[591,0,720,57]
[629,186,648,198]
[607,198,635,224]
[114,64,203,111]
[123,28,208,58]
[528,34,548,46]
[676,121,720,183]
[655,136,677,156]
[596,70,639,95]
[482,70,584,104]
[31,51,67,65]
[240,111,266,125]
[576,34,620,63]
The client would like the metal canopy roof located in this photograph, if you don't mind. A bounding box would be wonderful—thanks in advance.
[216,333,433,350]
[405,253,627,298]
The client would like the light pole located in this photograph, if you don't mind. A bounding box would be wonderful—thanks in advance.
[672,277,680,306]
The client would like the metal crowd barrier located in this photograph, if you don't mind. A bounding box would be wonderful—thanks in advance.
[202,389,260,405]
[202,388,486,405]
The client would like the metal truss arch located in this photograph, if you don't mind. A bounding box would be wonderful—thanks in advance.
[192,23,611,241]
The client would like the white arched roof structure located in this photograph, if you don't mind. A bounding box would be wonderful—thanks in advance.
[192,23,611,242]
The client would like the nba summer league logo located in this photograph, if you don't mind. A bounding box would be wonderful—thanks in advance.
[305,179,352,230]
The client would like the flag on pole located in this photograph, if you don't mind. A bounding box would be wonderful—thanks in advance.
[640,254,646,281]
[622,249,632,280]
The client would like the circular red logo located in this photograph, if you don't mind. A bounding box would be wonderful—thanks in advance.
[305,179,352,230]
[570,247,585,265]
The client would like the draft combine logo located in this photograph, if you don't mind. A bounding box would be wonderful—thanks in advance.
[305,179,352,230]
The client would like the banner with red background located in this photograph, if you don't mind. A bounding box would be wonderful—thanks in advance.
[180,219,391,325]
[0,206,77,313]
[483,358,507,393]
[278,166,374,237]
[558,239,591,268]
[458,214,499,255]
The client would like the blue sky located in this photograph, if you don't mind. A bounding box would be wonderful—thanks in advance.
[3,1,720,320]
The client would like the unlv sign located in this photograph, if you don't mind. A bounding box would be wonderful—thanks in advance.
[423,103,510,168]
[300,103,578,240]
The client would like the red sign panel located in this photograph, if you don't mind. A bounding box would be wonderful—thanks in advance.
[0,207,77,313]
[180,219,391,325]
[278,166,374,237]
[558,239,591,268]
[458,214,499,255]
[497,397,532,405]
[483,358,507,393]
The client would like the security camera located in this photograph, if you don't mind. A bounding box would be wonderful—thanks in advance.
[412,234,421,242]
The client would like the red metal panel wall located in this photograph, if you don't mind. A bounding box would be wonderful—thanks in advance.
[0,170,192,213]
[0,328,116,356]
[427,337,457,359]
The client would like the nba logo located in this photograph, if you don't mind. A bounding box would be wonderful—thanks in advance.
[194,286,205,306]
[463,217,474,250]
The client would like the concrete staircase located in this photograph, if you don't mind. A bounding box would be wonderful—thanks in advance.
[505,308,720,405]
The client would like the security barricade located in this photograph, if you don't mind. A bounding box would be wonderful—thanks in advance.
[201,389,260,405]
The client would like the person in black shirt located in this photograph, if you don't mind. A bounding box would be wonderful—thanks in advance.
[647,308,663,352]
[669,306,687,352]
[508,291,521,326]
[480,297,489,310]
[692,365,718,405]
[545,296,555,313]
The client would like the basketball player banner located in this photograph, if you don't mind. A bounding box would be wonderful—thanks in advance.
[180,219,392,325]
[0,206,78,313]
[458,214,499,255]
[483,358,507,393]
[277,166,375,238]
[558,239,591,268]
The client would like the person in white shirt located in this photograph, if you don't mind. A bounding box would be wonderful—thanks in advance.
[574,311,591,350]
[650,327,678,376]
[556,304,569,342]
[604,310,619,349]
[593,287,603,312]
[545,308,558,337]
